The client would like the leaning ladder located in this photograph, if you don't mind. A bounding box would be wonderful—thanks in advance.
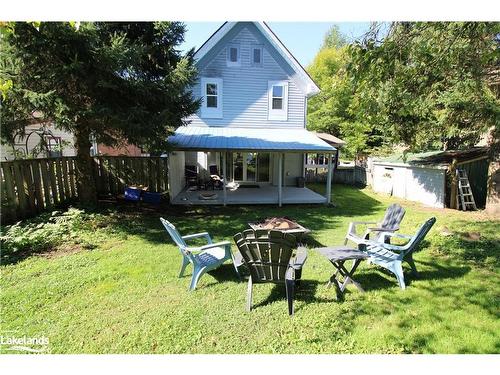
[456,169,477,211]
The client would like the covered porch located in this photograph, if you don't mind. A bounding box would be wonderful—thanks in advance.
[167,126,336,206]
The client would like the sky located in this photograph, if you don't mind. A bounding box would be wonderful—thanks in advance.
[180,22,371,67]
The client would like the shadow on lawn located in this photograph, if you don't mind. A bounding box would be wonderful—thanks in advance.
[355,260,471,292]
[250,280,337,313]
[431,220,500,269]
[2,191,362,265]
[96,184,385,247]
[202,264,241,284]
[202,264,336,312]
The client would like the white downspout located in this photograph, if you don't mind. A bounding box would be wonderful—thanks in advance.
[223,151,227,206]
[326,153,333,204]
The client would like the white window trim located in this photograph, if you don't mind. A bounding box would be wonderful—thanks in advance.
[251,45,263,66]
[226,44,241,67]
[200,77,223,119]
[268,80,288,121]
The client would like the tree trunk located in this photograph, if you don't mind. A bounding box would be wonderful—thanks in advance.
[74,125,98,205]
[486,126,500,214]
[449,158,458,209]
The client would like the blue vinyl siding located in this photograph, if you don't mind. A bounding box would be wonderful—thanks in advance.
[187,23,307,129]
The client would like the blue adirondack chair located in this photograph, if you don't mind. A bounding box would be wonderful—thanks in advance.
[362,217,436,289]
[160,218,240,290]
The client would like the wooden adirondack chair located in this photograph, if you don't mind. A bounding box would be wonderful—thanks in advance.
[345,203,406,245]
[363,217,436,289]
[160,218,240,290]
[233,229,307,316]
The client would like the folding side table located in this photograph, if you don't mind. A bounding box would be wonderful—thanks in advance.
[316,246,369,300]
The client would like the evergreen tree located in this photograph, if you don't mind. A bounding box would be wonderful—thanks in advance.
[1,22,199,203]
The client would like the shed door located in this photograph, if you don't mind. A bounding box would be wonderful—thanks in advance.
[379,167,394,195]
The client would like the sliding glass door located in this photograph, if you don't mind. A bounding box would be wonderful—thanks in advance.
[257,153,270,182]
[233,152,244,181]
[246,153,257,182]
[229,152,270,182]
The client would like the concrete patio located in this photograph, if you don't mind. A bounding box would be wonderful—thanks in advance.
[171,185,327,205]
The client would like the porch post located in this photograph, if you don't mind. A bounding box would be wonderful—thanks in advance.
[222,151,227,206]
[278,153,283,207]
[326,152,333,204]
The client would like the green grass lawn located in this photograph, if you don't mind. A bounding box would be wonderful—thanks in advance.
[1,184,499,354]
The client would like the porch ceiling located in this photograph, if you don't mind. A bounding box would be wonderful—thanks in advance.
[168,126,336,153]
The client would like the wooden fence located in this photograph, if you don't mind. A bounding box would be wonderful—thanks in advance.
[92,156,168,195]
[1,157,78,223]
[1,156,168,224]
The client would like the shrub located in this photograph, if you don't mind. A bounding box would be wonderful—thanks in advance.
[0,208,100,262]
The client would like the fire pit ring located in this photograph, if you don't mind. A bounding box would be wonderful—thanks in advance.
[248,217,311,242]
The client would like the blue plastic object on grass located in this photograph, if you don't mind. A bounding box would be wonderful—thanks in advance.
[124,187,141,201]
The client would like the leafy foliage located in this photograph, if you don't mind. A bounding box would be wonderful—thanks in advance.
[0,208,102,262]
[322,25,348,49]
[349,22,500,151]
[307,42,387,158]
[307,22,500,157]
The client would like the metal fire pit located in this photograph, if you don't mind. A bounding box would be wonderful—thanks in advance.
[248,217,311,242]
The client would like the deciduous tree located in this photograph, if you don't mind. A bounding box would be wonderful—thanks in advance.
[349,22,500,151]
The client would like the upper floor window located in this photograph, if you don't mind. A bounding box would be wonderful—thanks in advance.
[201,77,223,118]
[226,44,240,67]
[268,81,288,121]
[251,45,263,66]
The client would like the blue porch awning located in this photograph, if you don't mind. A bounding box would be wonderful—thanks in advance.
[168,126,336,153]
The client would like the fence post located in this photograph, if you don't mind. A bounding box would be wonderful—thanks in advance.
[12,161,28,218]
[2,163,17,221]
[31,160,44,212]
[61,158,71,199]
[68,158,76,198]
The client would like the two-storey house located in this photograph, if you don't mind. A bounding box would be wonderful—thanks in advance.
[168,22,336,205]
